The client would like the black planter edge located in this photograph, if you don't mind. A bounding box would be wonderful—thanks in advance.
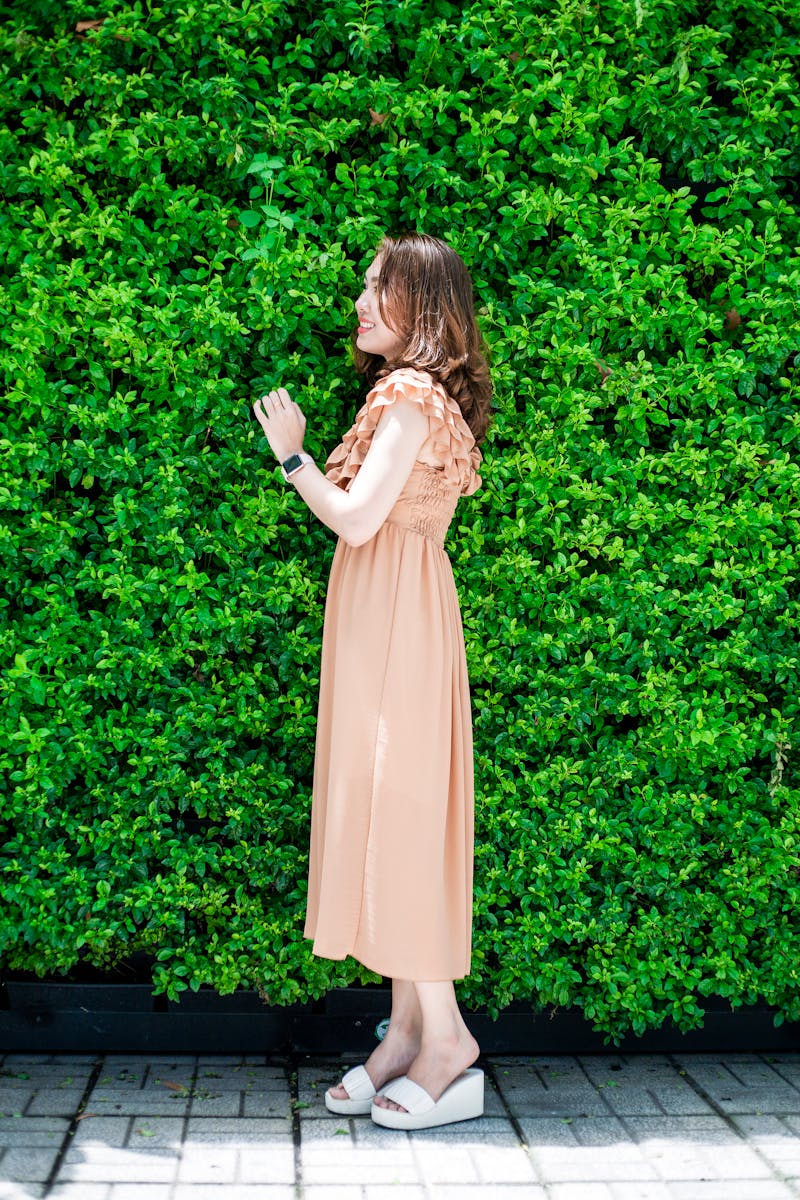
[1,982,798,1055]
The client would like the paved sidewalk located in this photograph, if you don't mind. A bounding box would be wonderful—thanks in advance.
[1,1051,800,1198]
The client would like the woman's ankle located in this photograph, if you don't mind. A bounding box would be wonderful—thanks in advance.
[384,1017,422,1043]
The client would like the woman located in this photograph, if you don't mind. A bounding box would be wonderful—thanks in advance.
[253,232,492,1130]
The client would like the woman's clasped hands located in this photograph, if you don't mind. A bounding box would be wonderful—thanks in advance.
[253,387,307,464]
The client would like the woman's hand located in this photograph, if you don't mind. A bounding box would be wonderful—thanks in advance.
[253,388,307,464]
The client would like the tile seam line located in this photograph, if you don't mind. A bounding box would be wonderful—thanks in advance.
[41,1054,105,1197]
[482,1057,545,1190]
[576,1052,626,1122]
[667,1050,794,1189]
[288,1052,303,1200]
[404,1099,436,1200]
[178,1053,199,1173]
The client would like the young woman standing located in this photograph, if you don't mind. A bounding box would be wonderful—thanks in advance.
[253,232,492,1130]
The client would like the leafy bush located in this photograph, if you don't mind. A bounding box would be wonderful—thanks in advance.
[1,0,798,1040]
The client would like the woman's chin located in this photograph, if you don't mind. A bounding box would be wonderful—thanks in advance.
[356,334,381,356]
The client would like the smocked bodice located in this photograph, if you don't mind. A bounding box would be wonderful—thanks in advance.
[383,461,461,546]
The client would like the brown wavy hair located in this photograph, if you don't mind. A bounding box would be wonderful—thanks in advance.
[352,232,493,446]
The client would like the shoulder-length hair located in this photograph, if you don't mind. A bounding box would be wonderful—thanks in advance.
[352,232,493,446]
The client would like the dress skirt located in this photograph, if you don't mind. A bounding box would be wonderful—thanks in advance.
[302,367,481,981]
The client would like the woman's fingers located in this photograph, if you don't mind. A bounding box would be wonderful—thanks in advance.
[257,388,293,413]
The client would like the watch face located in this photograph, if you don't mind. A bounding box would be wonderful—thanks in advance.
[283,454,303,473]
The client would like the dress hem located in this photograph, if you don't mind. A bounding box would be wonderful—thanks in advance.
[306,937,470,983]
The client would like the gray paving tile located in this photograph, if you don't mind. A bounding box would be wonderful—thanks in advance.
[127,1118,184,1149]
[518,1115,585,1146]
[70,1116,130,1146]
[564,1116,629,1146]
[772,1059,800,1080]
[302,1188,363,1200]
[0,1089,35,1115]
[242,1092,293,1118]
[195,1056,248,1066]
[188,1092,242,1117]
[400,1117,518,1144]
[235,1146,296,1184]
[649,1141,775,1182]
[95,1060,155,1080]
[172,1190,294,1200]
[667,1184,796,1200]
[473,1143,541,1182]
[0,1116,68,1146]
[303,1139,412,1167]
[175,1144,238,1183]
[0,1185,46,1200]
[677,1060,800,1114]
[0,1057,54,1066]
[49,1187,111,1200]
[85,1089,193,1116]
[411,1139,478,1183]
[105,1188,171,1200]
[298,1065,342,1109]
[193,1066,287,1091]
[0,1146,61,1182]
[493,1060,608,1118]
[106,1185,173,1195]
[530,1143,659,1184]
[728,1061,800,1089]
[603,1186,674,1200]
[433,1188,547,1199]
[26,1090,88,1117]
[549,1187,617,1200]
[732,1112,800,1141]
[300,1116,356,1143]
[43,1056,98,1066]
[651,1089,715,1116]
[364,1188,427,1200]
[184,1117,291,1144]
[142,1058,198,1067]
[672,1053,765,1065]
[0,1064,92,1082]
[580,1058,693,1116]
[627,1114,740,1143]
[58,1146,180,1183]
[302,1161,419,1185]
[728,1114,800,1172]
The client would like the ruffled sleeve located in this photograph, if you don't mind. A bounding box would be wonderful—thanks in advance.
[324,367,482,496]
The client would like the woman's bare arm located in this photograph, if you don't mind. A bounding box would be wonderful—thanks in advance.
[253,389,429,547]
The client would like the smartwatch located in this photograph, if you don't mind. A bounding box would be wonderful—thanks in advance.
[280,452,313,481]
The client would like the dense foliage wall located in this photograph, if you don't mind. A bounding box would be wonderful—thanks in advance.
[1,0,799,1040]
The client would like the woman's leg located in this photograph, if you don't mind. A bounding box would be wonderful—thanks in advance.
[328,978,423,1100]
[373,981,480,1112]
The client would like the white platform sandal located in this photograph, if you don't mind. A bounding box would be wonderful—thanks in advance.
[325,1065,381,1115]
[370,1067,484,1130]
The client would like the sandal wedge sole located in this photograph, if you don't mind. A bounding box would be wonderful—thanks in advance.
[371,1067,484,1130]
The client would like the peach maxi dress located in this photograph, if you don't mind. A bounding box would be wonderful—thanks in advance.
[303,367,482,981]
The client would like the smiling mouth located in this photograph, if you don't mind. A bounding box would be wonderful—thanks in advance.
[358,321,375,332]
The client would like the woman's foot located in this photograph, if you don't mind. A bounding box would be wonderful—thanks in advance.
[328,1021,422,1102]
[372,1028,480,1112]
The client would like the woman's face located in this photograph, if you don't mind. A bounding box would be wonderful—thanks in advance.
[354,256,404,359]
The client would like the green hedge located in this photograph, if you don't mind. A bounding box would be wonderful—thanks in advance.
[1,0,799,1041]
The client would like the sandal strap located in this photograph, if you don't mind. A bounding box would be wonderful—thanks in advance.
[380,1076,435,1115]
[340,1065,376,1101]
